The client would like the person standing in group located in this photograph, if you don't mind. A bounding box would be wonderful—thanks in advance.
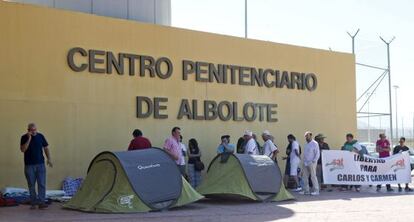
[217,135,235,154]
[262,130,278,161]
[283,137,292,188]
[299,131,320,196]
[253,134,263,155]
[179,135,188,179]
[127,129,152,151]
[288,134,302,191]
[393,137,413,192]
[244,130,259,155]
[236,137,245,154]
[376,133,394,192]
[315,134,330,191]
[341,133,362,192]
[163,127,184,176]
[187,138,202,188]
[20,123,53,209]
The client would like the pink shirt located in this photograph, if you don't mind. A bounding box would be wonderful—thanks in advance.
[376,139,390,158]
[163,136,181,165]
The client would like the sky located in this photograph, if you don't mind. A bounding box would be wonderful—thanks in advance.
[171,0,414,137]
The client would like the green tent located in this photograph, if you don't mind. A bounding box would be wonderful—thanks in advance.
[197,154,294,201]
[64,149,203,213]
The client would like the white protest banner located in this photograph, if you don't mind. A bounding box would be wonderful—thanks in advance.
[322,150,412,185]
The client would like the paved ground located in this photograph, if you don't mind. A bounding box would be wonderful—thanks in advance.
[1,186,413,222]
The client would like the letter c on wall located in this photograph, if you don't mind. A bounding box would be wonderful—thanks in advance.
[67,47,88,72]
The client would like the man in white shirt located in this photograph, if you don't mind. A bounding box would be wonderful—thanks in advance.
[243,130,258,155]
[288,134,302,191]
[300,131,320,196]
[261,130,278,160]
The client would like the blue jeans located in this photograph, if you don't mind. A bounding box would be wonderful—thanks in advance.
[24,164,46,205]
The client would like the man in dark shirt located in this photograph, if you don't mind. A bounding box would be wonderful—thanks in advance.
[393,137,413,192]
[20,123,52,209]
[315,134,330,190]
[127,129,152,150]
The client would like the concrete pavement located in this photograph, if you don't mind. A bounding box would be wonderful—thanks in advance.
[1,186,413,222]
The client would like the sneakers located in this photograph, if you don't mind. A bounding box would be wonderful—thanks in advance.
[397,187,412,192]
[310,191,320,196]
[38,203,49,209]
[299,191,319,195]
[292,187,302,192]
[386,188,394,192]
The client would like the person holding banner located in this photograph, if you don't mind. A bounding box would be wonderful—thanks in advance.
[299,132,320,196]
[315,134,331,191]
[341,133,362,192]
[393,137,413,192]
[376,133,394,192]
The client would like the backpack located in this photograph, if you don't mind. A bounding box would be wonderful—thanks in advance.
[194,160,205,171]
[62,177,83,196]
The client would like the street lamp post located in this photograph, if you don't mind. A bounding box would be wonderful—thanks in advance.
[244,0,247,38]
[366,92,373,143]
[393,85,399,142]
[368,98,370,143]
[380,36,395,145]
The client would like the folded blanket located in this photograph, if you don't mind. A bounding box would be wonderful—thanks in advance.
[1,187,27,195]
[46,190,66,197]
[49,196,72,202]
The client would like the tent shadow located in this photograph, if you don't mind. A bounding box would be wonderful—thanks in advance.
[197,196,273,205]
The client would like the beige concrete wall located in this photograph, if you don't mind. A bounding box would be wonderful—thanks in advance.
[0,1,356,189]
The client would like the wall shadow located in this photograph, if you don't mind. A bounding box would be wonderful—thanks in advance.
[287,185,414,202]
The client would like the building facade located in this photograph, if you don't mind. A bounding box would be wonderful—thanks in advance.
[0,1,356,189]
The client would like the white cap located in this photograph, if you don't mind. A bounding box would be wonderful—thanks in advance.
[244,130,253,137]
[263,130,271,136]
[304,131,312,137]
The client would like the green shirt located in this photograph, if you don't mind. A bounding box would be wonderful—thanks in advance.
[342,140,357,152]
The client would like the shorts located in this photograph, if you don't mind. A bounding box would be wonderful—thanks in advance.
[290,161,299,176]
[284,159,291,175]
